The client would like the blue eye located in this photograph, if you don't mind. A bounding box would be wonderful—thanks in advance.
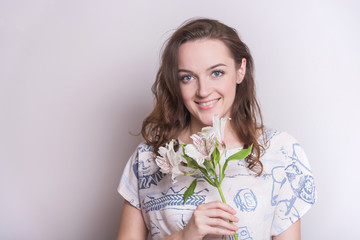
[180,75,194,83]
[212,70,224,78]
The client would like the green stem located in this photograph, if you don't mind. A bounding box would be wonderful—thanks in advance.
[218,163,222,181]
[218,148,226,184]
[213,166,219,185]
[183,169,197,176]
[220,146,226,160]
[217,186,238,240]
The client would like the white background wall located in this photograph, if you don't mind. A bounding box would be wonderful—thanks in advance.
[1,0,359,239]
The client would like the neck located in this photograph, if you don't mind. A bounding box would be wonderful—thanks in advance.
[222,122,244,149]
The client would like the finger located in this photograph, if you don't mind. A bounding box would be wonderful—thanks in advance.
[205,217,239,231]
[198,201,237,215]
[201,225,237,236]
[203,209,239,222]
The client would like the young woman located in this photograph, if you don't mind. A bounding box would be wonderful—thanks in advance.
[117,18,316,240]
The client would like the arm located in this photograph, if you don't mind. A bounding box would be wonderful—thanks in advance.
[272,219,301,240]
[116,200,148,240]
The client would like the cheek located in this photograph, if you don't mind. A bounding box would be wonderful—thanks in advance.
[221,84,238,107]
[220,81,237,96]
[180,85,192,101]
[180,86,195,114]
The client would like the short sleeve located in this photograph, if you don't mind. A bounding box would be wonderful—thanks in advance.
[271,134,317,236]
[118,148,141,209]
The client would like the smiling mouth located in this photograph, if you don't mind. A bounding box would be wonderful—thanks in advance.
[196,98,220,106]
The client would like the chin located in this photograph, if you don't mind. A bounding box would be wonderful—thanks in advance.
[198,115,214,127]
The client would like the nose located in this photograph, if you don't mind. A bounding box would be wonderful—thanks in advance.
[196,77,211,97]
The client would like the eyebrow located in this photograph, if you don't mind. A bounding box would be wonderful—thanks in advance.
[207,63,227,71]
[178,63,227,73]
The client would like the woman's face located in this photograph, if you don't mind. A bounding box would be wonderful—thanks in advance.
[178,39,246,130]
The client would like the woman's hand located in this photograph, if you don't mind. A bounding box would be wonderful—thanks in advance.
[179,201,239,240]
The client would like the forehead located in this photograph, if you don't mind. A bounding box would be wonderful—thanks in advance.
[178,39,235,70]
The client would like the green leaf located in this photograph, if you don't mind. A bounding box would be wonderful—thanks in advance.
[212,146,221,166]
[183,169,197,176]
[197,166,216,186]
[182,154,199,169]
[204,160,215,177]
[183,179,197,205]
[181,145,199,169]
[220,160,229,184]
[220,144,253,184]
[227,144,253,161]
[201,176,217,187]
[198,166,209,177]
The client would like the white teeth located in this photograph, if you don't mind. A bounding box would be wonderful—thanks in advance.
[199,99,218,106]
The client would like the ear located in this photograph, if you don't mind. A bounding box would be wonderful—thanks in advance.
[236,58,247,84]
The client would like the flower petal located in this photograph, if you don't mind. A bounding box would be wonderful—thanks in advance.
[155,139,184,183]
[219,118,229,144]
[158,146,168,157]
[190,134,203,149]
[184,144,205,165]
[155,156,170,173]
[201,126,213,134]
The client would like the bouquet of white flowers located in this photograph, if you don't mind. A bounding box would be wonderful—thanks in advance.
[155,115,253,240]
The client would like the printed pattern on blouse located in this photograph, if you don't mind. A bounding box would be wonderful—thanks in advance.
[118,129,317,240]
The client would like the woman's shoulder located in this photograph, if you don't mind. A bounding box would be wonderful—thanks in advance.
[260,127,311,171]
[127,141,156,163]
[134,141,154,153]
[260,127,301,149]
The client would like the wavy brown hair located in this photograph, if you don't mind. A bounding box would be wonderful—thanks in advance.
[141,18,265,175]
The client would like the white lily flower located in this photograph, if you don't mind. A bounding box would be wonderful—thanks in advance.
[155,139,183,183]
[202,114,230,145]
[184,131,216,165]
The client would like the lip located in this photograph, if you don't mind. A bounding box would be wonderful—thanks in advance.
[196,98,220,110]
